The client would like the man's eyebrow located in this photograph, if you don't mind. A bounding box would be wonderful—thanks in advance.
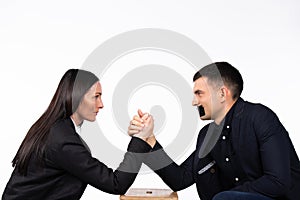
[194,90,202,94]
[95,92,102,95]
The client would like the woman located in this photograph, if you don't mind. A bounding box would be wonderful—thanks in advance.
[2,69,154,199]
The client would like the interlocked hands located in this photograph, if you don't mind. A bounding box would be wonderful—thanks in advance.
[128,109,156,147]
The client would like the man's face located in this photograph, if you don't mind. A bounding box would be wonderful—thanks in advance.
[192,77,222,121]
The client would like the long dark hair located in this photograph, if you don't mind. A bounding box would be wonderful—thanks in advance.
[12,69,99,175]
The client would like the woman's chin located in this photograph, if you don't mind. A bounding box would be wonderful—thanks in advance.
[86,117,97,122]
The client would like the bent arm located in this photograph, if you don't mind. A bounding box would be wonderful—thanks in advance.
[47,137,151,194]
[233,108,292,197]
[144,141,195,191]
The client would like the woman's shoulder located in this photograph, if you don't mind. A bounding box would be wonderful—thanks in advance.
[51,118,74,131]
[48,118,77,144]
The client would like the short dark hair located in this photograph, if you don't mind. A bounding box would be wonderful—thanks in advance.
[193,62,243,99]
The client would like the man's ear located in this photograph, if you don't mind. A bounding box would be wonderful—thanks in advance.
[219,86,228,103]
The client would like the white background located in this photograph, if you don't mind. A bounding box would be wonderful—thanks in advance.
[1,0,300,199]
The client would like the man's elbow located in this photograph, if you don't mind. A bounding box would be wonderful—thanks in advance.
[274,179,290,196]
[266,176,290,197]
[163,180,186,192]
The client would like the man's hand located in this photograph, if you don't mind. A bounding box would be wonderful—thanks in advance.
[128,109,156,147]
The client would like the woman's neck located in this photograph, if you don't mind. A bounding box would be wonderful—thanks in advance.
[70,114,83,126]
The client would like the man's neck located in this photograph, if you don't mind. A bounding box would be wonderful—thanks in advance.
[214,98,237,125]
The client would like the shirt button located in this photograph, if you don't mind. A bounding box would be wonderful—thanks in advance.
[226,125,230,129]
[225,157,230,162]
[222,135,226,140]
[235,177,239,182]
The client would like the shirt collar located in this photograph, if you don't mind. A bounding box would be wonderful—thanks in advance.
[70,117,82,134]
[213,97,241,131]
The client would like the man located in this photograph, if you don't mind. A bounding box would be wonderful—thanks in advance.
[128,62,300,200]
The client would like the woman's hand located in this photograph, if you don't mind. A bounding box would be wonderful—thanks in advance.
[128,109,156,147]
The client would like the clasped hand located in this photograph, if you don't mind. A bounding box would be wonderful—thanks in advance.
[127,109,156,147]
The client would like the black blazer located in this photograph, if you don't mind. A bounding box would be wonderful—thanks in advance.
[2,118,151,200]
[145,98,300,200]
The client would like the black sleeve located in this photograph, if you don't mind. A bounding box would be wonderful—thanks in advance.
[232,107,291,197]
[48,136,152,194]
[143,141,195,191]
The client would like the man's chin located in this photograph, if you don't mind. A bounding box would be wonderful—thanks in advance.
[200,115,210,121]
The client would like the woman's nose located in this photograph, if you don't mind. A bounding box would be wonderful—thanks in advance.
[98,98,104,109]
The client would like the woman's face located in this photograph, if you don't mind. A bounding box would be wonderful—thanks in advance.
[74,81,104,124]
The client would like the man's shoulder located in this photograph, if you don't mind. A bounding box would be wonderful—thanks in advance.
[236,99,280,129]
[238,98,275,117]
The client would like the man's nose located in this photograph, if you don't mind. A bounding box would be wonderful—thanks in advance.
[192,96,198,106]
